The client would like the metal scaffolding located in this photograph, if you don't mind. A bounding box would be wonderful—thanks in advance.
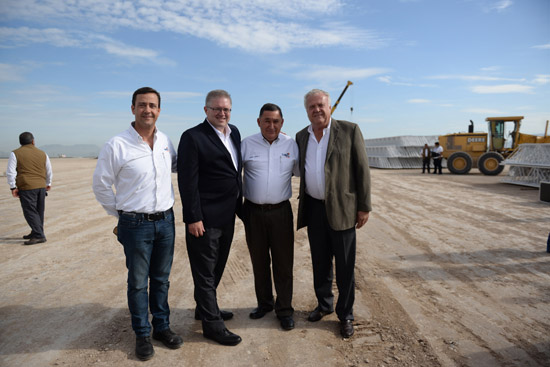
[501,143,550,187]
[365,135,446,169]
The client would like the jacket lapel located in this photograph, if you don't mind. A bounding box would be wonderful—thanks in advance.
[202,120,235,169]
[326,118,339,162]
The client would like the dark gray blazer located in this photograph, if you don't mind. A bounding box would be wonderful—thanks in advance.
[296,118,371,231]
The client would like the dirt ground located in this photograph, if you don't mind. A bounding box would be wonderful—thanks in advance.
[1,158,549,367]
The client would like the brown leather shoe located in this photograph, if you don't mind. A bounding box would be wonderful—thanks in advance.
[340,320,354,338]
[24,237,46,245]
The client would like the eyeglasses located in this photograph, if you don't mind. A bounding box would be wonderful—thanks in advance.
[207,106,232,113]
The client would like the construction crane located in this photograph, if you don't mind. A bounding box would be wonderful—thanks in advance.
[331,80,353,114]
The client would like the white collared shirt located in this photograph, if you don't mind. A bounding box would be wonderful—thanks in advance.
[207,120,238,171]
[6,151,52,188]
[304,121,331,200]
[242,132,299,204]
[92,123,177,217]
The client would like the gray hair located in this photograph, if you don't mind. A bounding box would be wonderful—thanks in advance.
[206,89,232,106]
[304,89,331,108]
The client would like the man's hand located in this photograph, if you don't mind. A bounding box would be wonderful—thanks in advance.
[46,185,51,191]
[11,188,19,198]
[188,221,205,237]
[356,211,370,229]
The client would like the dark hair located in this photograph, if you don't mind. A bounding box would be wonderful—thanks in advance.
[259,103,283,119]
[132,87,161,108]
[205,89,232,106]
[19,132,34,145]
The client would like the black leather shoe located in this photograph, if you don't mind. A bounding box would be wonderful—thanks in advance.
[136,336,155,361]
[307,307,333,322]
[24,237,46,245]
[23,233,33,239]
[249,307,273,319]
[340,320,354,338]
[152,328,183,349]
[203,328,242,346]
[279,316,295,330]
[194,309,234,321]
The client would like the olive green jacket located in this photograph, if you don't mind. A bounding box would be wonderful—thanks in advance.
[296,119,372,231]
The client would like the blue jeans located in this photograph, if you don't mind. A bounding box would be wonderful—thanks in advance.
[117,209,175,337]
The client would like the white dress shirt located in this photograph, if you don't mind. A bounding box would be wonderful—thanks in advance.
[92,123,177,217]
[207,120,239,171]
[304,121,331,200]
[242,133,299,204]
[6,151,53,188]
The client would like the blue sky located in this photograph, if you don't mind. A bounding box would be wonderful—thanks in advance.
[1,0,549,152]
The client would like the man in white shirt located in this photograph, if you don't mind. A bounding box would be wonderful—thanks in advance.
[432,142,444,174]
[92,87,182,361]
[241,103,299,331]
[6,132,52,245]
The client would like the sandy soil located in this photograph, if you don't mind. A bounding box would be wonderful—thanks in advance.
[1,158,549,367]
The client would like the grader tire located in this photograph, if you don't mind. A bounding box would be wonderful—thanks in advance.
[447,152,472,174]
[478,152,504,176]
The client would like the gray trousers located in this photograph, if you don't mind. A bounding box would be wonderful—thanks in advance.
[19,188,46,239]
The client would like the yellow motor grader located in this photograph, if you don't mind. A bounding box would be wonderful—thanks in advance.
[438,116,550,175]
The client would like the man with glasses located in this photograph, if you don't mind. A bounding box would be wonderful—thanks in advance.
[177,89,243,346]
[93,87,182,360]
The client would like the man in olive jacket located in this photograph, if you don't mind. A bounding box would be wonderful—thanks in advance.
[6,132,52,245]
[295,89,371,339]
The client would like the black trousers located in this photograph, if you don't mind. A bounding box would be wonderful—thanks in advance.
[422,158,431,173]
[433,158,442,174]
[19,188,46,239]
[186,220,235,333]
[305,195,356,321]
[242,200,294,317]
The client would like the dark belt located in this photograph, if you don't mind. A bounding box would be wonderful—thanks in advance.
[306,194,325,204]
[118,208,172,221]
[245,199,288,211]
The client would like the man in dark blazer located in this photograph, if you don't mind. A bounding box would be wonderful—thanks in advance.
[296,88,372,339]
[177,89,243,346]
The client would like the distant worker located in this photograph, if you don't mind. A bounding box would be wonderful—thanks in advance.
[296,89,372,339]
[241,103,299,331]
[6,132,52,245]
[420,143,431,174]
[432,142,443,174]
[92,87,182,361]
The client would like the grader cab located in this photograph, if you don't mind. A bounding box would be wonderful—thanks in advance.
[439,116,550,175]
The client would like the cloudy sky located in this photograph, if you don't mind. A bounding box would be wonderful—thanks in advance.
[1,0,549,151]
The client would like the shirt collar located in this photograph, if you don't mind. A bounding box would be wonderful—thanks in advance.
[207,119,232,138]
[130,122,157,142]
[307,119,332,136]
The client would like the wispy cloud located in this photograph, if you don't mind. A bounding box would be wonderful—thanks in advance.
[0,63,26,82]
[296,65,390,82]
[532,75,550,85]
[471,84,533,94]
[0,27,174,65]
[485,0,513,13]
[429,74,525,82]
[532,43,550,50]
[408,99,430,104]
[378,75,435,87]
[0,0,387,54]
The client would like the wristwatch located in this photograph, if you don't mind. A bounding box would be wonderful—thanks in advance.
[10,187,17,191]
